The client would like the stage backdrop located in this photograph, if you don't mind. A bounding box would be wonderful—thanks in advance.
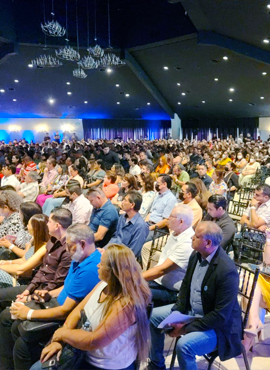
[82,119,171,140]
[182,117,259,140]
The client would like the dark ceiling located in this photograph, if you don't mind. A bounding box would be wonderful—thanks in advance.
[0,0,270,121]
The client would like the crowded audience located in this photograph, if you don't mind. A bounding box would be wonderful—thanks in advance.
[0,133,268,369]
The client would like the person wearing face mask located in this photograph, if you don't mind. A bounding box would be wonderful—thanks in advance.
[218,152,232,167]
[178,182,202,227]
[8,224,101,370]
[238,156,260,187]
[224,162,239,200]
[235,152,247,174]
[65,181,92,225]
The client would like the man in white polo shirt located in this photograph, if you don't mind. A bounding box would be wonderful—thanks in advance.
[143,204,194,307]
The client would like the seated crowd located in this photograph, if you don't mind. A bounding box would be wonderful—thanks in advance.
[0,133,269,369]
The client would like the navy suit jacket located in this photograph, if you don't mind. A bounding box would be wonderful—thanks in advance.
[172,247,242,361]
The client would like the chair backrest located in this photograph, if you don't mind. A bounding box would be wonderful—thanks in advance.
[238,227,266,264]
[146,228,170,270]
[228,200,248,221]
[238,188,255,203]
[236,264,260,329]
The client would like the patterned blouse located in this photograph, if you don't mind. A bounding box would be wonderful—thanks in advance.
[0,212,24,239]
[209,181,228,198]
[14,229,32,250]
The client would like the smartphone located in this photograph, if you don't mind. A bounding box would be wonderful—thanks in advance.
[41,355,58,369]
[160,326,174,334]
[6,235,16,243]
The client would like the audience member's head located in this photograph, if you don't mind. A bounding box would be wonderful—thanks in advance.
[66,224,95,262]
[207,195,227,218]
[122,190,142,212]
[0,190,22,214]
[20,202,42,227]
[168,204,194,233]
[28,214,50,252]
[192,221,223,257]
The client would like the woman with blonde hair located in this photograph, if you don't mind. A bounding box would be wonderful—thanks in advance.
[190,178,211,211]
[31,244,152,370]
[155,156,170,174]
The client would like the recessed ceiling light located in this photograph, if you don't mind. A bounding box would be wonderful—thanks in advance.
[163,66,169,70]
[67,92,72,95]
[223,56,228,60]
[260,96,265,99]
[0,89,5,93]
[115,84,120,87]
[28,64,33,68]
[262,72,267,75]
[229,99,233,102]
[147,102,151,105]
[125,94,130,97]
[177,102,181,105]
[263,39,270,44]
[229,88,235,92]
[177,83,181,86]
[267,4,270,9]
[48,98,55,105]
[106,68,112,73]
[202,101,205,103]
[214,78,219,81]
[66,82,71,85]
[117,102,120,105]
[84,101,88,104]
[14,80,19,83]
[181,92,186,96]
[13,99,17,102]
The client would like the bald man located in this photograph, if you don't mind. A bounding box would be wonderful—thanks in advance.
[148,221,242,370]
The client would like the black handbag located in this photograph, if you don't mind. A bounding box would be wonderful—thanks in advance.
[18,298,63,342]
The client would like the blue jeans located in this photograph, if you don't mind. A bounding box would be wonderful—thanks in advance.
[150,305,217,370]
[148,281,177,307]
[30,358,136,370]
[150,304,173,369]
[176,329,217,370]
[42,197,65,216]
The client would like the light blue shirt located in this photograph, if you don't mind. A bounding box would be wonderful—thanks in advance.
[149,190,177,223]
[190,248,218,317]
[109,212,149,258]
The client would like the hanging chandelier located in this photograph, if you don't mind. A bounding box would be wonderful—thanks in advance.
[31,55,63,68]
[73,67,87,78]
[88,45,104,58]
[78,56,100,69]
[55,45,80,61]
[41,0,65,37]
[41,18,66,37]
[98,53,125,68]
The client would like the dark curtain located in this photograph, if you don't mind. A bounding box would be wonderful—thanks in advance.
[82,119,171,140]
[182,118,259,140]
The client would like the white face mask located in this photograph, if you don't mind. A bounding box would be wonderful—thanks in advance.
[250,159,255,164]
[237,155,242,159]
[72,245,84,262]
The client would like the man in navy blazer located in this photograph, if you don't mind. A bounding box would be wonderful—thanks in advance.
[148,221,242,370]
